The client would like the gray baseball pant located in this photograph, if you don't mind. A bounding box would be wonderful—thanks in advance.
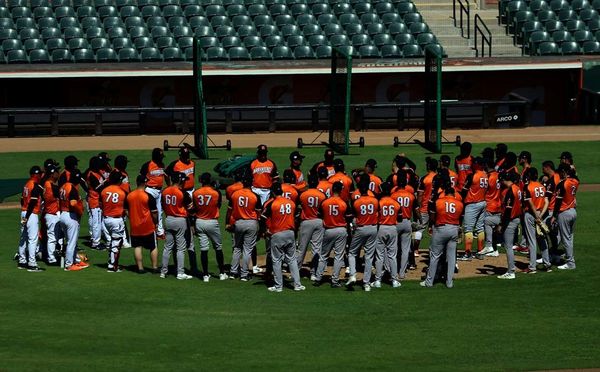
[145,187,164,236]
[161,216,187,276]
[315,227,347,283]
[296,218,324,275]
[231,219,258,278]
[464,201,486,234]
[484,211,501,249]
[88,206,102,247]
[348,225,378,280]
[415,211,429,241]
[424,225,459,287]
[375,225,398,282]
[270,230,301,289]
[558,208,577,269]
[44,212,61,263]
[104,216,125,269]
[523,213,541,270]
[503,217,521,274]
[195,219,222,251]
[59,211,80,268]
[18,211,39,268]
[396,219,412,279]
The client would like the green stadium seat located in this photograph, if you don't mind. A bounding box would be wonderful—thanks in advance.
[138,0,159,7]
[281,24,300,37]
[544,20,563,33]
[33,6,53,19]
[107,26,126,39]
[395,33,414,46]
[409,21,429,35]
[537,40,559,54]
[2,38,22,52]
[189,16,210,29]
[147,16,167,28]
[571,0,591,12]
[97,5,117,18]
[360,13,380,26]
[337,45,358,56]
[259,24,279,37]
[527,30,550,53]
[210,15,231,27]
[31,0,51,8]
[380,12,401,26]
[205,46,228,60]
[520,20,542,45]
[582,40,600,53]
[333,2,352,16]
[215,25,235,38]
[54,6,75,20]
[41,27,62,40]
[0,17,14,28]
[416,32,436,46]
[506,1,527,25]
[311,3,331,16]
[205,4,225,17]
[529,0,549,13]
[11,6,32,18]
[46,37,69,51]
[375,1,394,15]
[237,24,257,37]
[265,0,285,6]
[110,37,133,50]
[403,13,423,26]
[228,45,250,59]
[38,16,59,30]
[286,34,305,48]
[351,33,370,47]
[115,0,135,8]
[103,16,123,29]
[151,26,170,38]
[134,36,154,49]
[397,1,415,16]
[7,49,28,63]
[588,18,600,32]
[558,9,577,23]
[73,0,93,7]
[296,13,316,27]
[329,33,350,46]
[550,0,569,12]
[140,46,162,60]
[373,32,393,46]
[117,46,139,60]
[359,44,380,58]
[141,5,161,18]
[315,44,331,58]
[129,26,149,39]
[177,35,193,49]
[168,16,187,29]
[183,46,193,60]
[243,34,263,47]
[162,46,184,60]
[367,23,386,36]
[270,3,289,17]
[248,3,267,17]
[302,23,321,37]
[16,17,36,31]
[80,16,100,29]
[24,37,45,51]
[566,20,586,32]
[68,36,89,49]
[271,44,292,58]
[19,27,41,41]
[323,23,342,36]
[291,3,309,17]
[221,35,241,48]
[293,44,314,58]
[63,26,83,39]
[244,0,263,6]
[594,29,600,40]
[353,2,372,15]
[155,35,176,49]
[308,33,327,47]
[232,14,252,28]
[253,14,274,28]
[401,43,422,57]
[537,10,557,24]
[345,23,364,37]
[224,0,244,6]
[59,16,79,29]
[580,8,599,22]
[510,10,534,35]
[560,40,580,53]
[77,6,96,18]
[159,0,178,7]
[173,26,193,39]
[73,47,95,61]
[227,4,247,17]
[161,5,182,19]
[264,34,283,47]
[275,14,294,27]
[338,13,358,27]
[94,0,112,8]
[594,0,600,10]
[0,29,17,43]
[425,43,444,56]
[51,0,71,8]
[124,16,144,30]
[183,5,203,17]
[249,45,271,59]
[96,47,118,61]
[380,43,401,57]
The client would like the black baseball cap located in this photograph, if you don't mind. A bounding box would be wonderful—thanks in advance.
[98,152,110,162]
[366,159,377,169]
[200,172,212,184]
[257,144,268,154]
[559,151,573,160]
[179,147,191,157]
[64,155,79,167]
[171,171,187,183]
[271,182,283,195]
[289,151,305,161]
[44,158,59,169]
[439,155,451,166]
[136,174,148,185]
[324,149,334,159]
[46,165,60,174]
[30,165,42,175]
[519,151,531,161]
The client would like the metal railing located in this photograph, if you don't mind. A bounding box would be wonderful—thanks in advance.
[452,0,471,39]
[474,14,492,57]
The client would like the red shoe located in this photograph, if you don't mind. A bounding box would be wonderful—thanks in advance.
[515,245,529,253]
[75,261,89,269]
[64,265,84,271]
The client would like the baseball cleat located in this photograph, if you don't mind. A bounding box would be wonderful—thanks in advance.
[392,280,401,288]
[252,266,263,274]
[479,246,494,256]
[557,264,575,270]
[27,266,45,272]
[515,245,529,254]
[310,274,318,282]
[107,268,123,273]
[13,253,19,261]
[294,285,306,291]
[136,269,147,274]
[203,275,210,283]
[345,267,350,274]
[240,276,250,282]
[177,273,194,280]
[122,242,131,249]
[408,264,417,270]
[536,258,544,264]
[345,274,357,286]
[497,272,516,279]
[414,250,420,257]
[64,265,84,271]
[364,284,371,292]
[219,273,229,281]
[331,281,342,288]
[541,265,553,272]
[75,262,89,269]
[419,281,431,287]
[371,280,382,288]
[486,250,499,257]
[521,268,536,274]
[159,273,167,278]
[475,253,485,260]
[17,263,27,270]
[151,268,160,274]
[268,286,283,293]
[457,252,473,261]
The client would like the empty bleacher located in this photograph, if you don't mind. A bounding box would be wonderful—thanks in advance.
[0,0,445,62]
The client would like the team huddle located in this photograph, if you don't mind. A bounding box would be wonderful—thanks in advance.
[16,142,580,291]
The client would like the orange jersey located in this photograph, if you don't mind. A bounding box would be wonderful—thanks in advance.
[314,162,336,178]
[317,180,333,198]
[546,172,562,211]
[43,180,59,214]
[251,159,277,188]
[485,171,502,213]
[230,188,260,221]
[281,183,299,204]
[118,170,131,193]
[226,182,244,202]
[263,196,296,234]
[368,174,382,195]
[21,178,42,214]
[556,178,579,212]
[145,161,165,188]
[162,185,188,217]
[126,189,157,236]
[299,188,326,220]
[321,196,348,228]
[464,170,488,204]
[172,160,195,190]
[391,184,415,195]
[503,184,523,219]
[351,189,375,201]
[523,181,546,213]
[101,185,127,218]
[418,172,436,212]
[59,182,83,216]
[328,172,353,202]
[455,155,473,190]
[86,171,102,209]
[378,196,401,225]
[448,169,459,190]
[391,188,416,219]
[290,168,307,191]
[352,195,379,226]
[193,186,221,219]
[435,196,464,225]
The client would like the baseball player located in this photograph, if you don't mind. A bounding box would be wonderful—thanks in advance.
[521,168,549,273]
[42,164,62,265]
[328,159,354,203]
[166,147,197,253]
[59,155,86,190]
[540,160,562,262]
[365,159,382,196]
[17,166,44,272]
[281,170,300,203]
[499,152,519,175]
[100,172,127,273]
[314,181,350,287]
[346,178,379,290]
[518,151,532,181]
[497,172,523,280]
[387,155,418,191]
[374,182,401,288]
[160,172,194,280]
[250,144,279,205]
[551,163,579,270]
[310,148,336,178]
[113,155,131,249]
[559,151,575,171]
[227,173,262,281]
[59,171,88,271]
[192,173,228,282]
[261,182,305,292]
[127,174,159,274]
[458,157,488,260]
[420,187,464,288]
[494,143,508,171]
[316,166,333,198]
[86,156,105,250]
[296,174,326,280]
[415,158,437,260]
[288,151,307,192]
[481,147,495,163]
[439,155,458,191]
[140,148,167,239]
[391,170,418,279]
[97,152,112,180]
[454,141,473,190]
[480,157,502,257]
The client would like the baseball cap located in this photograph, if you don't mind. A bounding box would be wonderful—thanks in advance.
[200,172,212,184]
[333,158,344,169]
[289,151,305,161]
[519,151,531,161]
[271,182,283,195]
[136,174,148,185]
[559,151,573,160]
[46,165,60,174]
[257,144,268,154]
[324,149,334,159]
[44,158,59,169]
[98,152,110,162]
[114,155,128,168]
[170,171,187,183]
[30,165,42,175]
[64,155,79,167]
[179,147,191,157]
[439,155,451,166]
[365,159,377,169]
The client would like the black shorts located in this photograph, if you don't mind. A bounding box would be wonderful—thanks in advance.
[131,233,157,250]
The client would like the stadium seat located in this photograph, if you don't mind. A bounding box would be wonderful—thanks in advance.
[151,26,170,39]
[550,0,569,12]
[107,26,127,39]
[205,4,226,18]
[249,45,270,59]
[388,22,408,36]
[38,16,59,30]
[112,36,133,50]
[375,2,395,15]
[198,35,219,48]
[560,40,581,54]
[338,13,358,27]
[205,46,228,60]
[271,44,293,58]
[134,36,154,49]
[275,14,294,27]
[189,16,209,29]
[2,38,22,53]
[59,16,80,29]
[595,29,600,39]
[269,3,289,17]
[354,2,372,15]
[223,0,244,7]
[336,45,358,56]
[46,37,69,51]
[296,14,317,27]
[582,39,600,53]
[367,23,386,36]
[96,47,118,61]
[579,8,599,22]
[416,32,436,46]
[537,10,557,24]
[28,48,50,63]
[425,43,445,56]
[16,17,36,31]
[211,15,231,27]
[63,26,84,39]
[281,24,300,37]
[7,49,28,63]
[302,23,322,37]
[360,13,380,26]
[129,26,149,40]
[528,30,551,53]
[315,44,331,58]
[77,6,97,19]
[323,23,342,36]
[221,35,242,49]
[537,40,559,54]
[183,5,203,17]
[173,26,193,39]
[359,44,379,57]
[529,0,550,13]
[588,18,600,32]
[115,0,136,8]
[33,6,53,20]
[163,5,182,18]
[138,0,160,6]
[243,35,263,48]
[0,17,14,29]
[330,33,350,46]
[97,5,118,19]
[140,46,162,61]
[176,35,193,49]
[228,45,250,59]
[194,25,214,38]
[156,35,176,49]
[215,25,236,38]
[227,4,247,17]
[264,34,283,47]
[286,34,306,48]
[317,13,337,28]
[520,20,543,45]
[380,43,401,57]
[141,5,162,19]
[162,46,184,60]
[73,47,96,61]
[558,9,578,23]
[68,37,90,50]
[118,46,139,60]
[0,29,17,42]
[544,20,563,33]
[571,0,591,12]
[259,24,279,37]
[510,10,534,35]
[291,3,309,17]
[333,2,352,16]
[373,33,394,47]
[409,22,429,35]
[232,14,252,28]
[293,44,314,58]
[11,6,32,18]
[351,33,370,47]
[19,27,41,41]
[86,26,106,39]
[401,43,422,57]
[308,34,327,48]
[566,20,586,33]
[310,3,330,17]
[24,38,45,52]
[345,23,365,37]
[381,12,402,26]
[237,24,257,38]
[103,16,123,29]
[397,2,416,16]
[94,0,113,8]
[551,29,571,44]
[124,16,143,30]
[147,16,167,29]
[31,0,51,8]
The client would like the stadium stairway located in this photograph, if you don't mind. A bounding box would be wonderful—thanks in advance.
[416,0,521,56]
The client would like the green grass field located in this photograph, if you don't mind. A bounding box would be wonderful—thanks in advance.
[0,141,599,371]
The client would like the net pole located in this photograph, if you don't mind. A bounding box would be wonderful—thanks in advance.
[193,37,208,159]
[435,53,442,153]
[343,53,352,155]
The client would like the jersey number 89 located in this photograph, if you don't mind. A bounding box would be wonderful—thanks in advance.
[359,204,374,215]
